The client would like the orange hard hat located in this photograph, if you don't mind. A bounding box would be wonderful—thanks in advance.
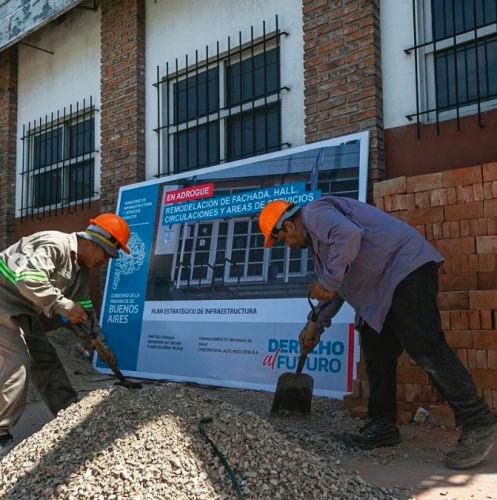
[79,214,131,257]
[259,200,300,248]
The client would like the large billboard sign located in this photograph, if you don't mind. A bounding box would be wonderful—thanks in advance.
[98,132,369,398]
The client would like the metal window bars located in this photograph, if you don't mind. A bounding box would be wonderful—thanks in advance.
[20,97,98,221]
[153,15,290,177]
[405,0,497,138]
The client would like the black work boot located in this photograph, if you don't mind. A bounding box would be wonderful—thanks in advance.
[0,432,14,458]
[445,421,497,469]
[343,416,401,450]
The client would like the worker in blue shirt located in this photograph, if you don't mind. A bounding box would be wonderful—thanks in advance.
[259,196,497,470]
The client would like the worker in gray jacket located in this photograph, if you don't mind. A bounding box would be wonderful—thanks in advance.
[259,196,497,470]
[0,214,131,456]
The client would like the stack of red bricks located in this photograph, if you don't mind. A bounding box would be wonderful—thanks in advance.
[344,164,497,426]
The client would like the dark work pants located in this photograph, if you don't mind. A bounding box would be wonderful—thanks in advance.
[1,314,78,435]
[360,261,497,430]
[21,315,79,415]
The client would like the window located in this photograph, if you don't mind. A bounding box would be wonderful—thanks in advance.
[406,0,497,134]
[21,99,98,218]
[155,17,288,176]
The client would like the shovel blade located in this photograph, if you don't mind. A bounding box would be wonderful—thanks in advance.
[271,372,314,415]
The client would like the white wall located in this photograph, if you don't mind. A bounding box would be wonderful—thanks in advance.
[145,0,305,179]
[16,6,101,213]
[380,0,417,130]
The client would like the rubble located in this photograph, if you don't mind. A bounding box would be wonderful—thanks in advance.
[0,385,414,499]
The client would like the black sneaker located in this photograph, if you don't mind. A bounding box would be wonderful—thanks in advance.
[445,421,497,470]
[343,417,401,450]
[0,432,14,458]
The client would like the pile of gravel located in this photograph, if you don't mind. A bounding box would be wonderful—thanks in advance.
[192,386,406,467]
[0,385,413,499]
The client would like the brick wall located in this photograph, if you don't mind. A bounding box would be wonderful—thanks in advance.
[0,46,18,249]
[345,163,497,426]
[302,0,384,194]
[100,0,146,213]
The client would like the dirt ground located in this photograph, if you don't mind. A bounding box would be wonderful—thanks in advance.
[13,328,497,500]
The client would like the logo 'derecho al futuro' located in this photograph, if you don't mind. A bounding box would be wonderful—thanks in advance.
[262,338,345,373]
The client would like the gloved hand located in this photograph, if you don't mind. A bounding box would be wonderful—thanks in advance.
[299,326,320,353]
[66,303,89,324]
[309,280,336,301]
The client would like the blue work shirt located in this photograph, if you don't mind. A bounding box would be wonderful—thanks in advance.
[302,196,444,334]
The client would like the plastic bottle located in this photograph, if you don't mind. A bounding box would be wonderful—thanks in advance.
[74,342,92,360]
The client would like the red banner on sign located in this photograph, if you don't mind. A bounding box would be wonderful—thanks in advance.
[165,183,214,204]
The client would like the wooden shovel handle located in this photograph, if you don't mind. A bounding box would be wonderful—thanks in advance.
[298,319,317,373]
[297,293,333,375]
[296,353,307,374]
[91,337,126,384]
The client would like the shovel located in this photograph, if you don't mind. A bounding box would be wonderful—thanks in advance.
[76,312,143,393]
[90,335,143,392]
[270,293,331,415]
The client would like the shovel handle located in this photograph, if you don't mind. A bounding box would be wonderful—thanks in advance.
[308,292,333,321]
[298,319,317,374]
[296,353,307,374]
[298,291,333,375]
[91,337,127,384]
[90,337,143,389]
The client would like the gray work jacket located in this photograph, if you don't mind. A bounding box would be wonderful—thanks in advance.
[0,231,104,344]
[302,196,444,334]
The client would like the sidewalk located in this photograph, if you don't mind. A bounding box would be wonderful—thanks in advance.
[340,424,497,500]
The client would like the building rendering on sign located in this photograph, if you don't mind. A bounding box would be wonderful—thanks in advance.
[146,139,366,302]
[0,0,496,412]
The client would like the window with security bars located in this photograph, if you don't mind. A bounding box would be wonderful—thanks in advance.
[406,0,497,136]
[20,98,98,219]
[154,16,289,176]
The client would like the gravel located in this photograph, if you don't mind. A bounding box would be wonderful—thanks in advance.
[191,385,404,466]
[0,384,415,500]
